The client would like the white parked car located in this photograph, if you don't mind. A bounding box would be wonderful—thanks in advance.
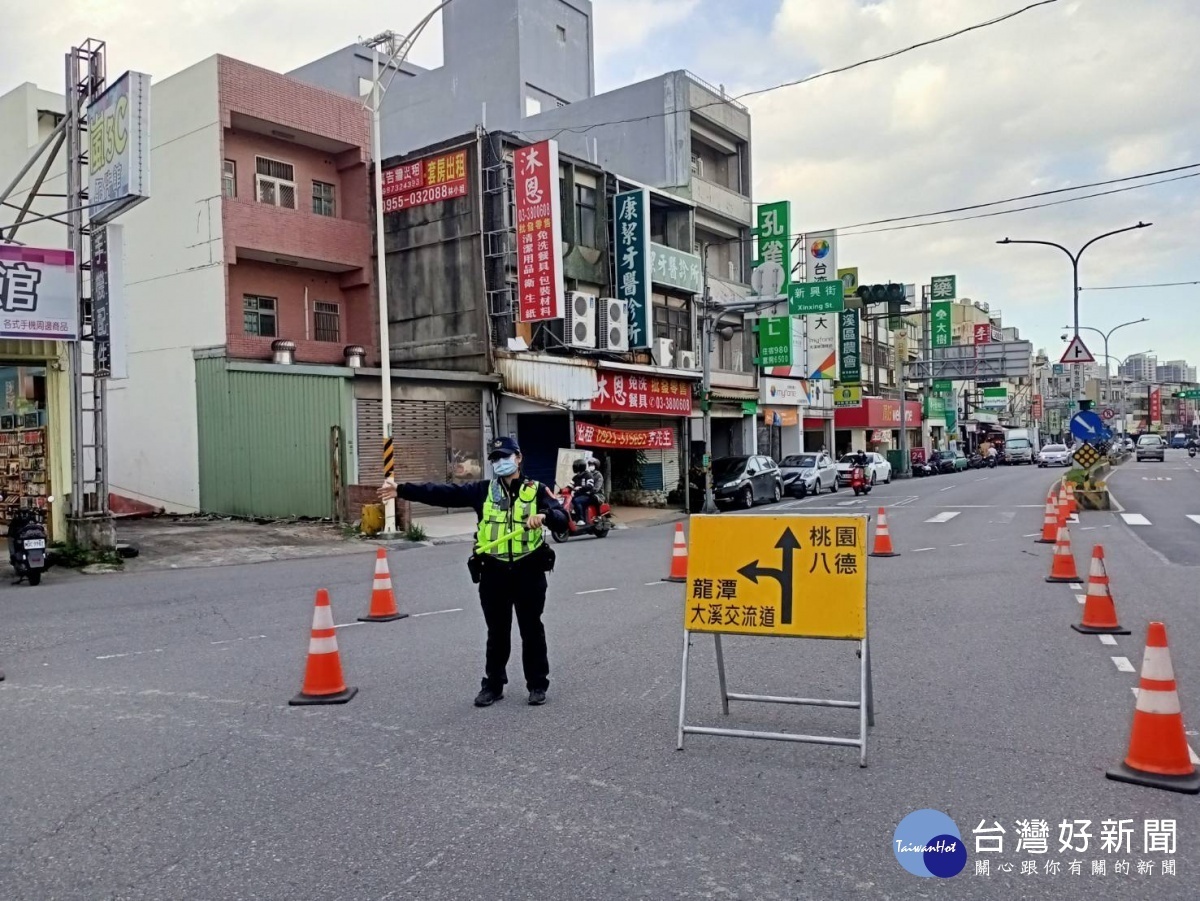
[836,452,893,486]
[1037,444,1070,467]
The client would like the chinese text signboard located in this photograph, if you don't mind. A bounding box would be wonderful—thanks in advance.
[838,308,861,385]
[575,422,675,450]
[932,300,952,349]
[88,71,151,225]
[591,372,692,415]
[1032,394,1044,419]
[756,201,791,295]
[789,279,845,315]
[757,316,793,368]
[649,243,702,295]
[806,313,839,380]
[974,323,992,345]
[685,515,866,639]
[381,149,469,212]
[1149,386,1162,424]
[804,231,837,283]
[614,188,651,347]
[0,246,79,341]
[931,274,956,301]
[834,384,862,408]
[514,141,565,322]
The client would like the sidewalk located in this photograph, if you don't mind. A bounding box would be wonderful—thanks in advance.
[414,504,685,543]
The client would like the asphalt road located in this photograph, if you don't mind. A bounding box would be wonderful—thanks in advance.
[2,462,1199,899]
[1107,448,1200,565]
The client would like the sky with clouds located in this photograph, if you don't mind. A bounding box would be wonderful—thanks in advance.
[3,0,1196,369]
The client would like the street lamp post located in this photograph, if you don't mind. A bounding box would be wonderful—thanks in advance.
[1065,318,1148,415]
[997,222,1151,409]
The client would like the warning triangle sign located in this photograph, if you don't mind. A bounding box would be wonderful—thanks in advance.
[1060,335,1095,364]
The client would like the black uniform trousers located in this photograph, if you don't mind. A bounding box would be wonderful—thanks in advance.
[477,557,549,693]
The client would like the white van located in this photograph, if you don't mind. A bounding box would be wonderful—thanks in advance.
[1004,429,1035,464]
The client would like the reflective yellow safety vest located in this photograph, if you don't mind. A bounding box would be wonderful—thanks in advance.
[475,479,545,561]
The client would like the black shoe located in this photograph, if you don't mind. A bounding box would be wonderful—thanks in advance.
[474,687,503,707]
[527,689,547,706]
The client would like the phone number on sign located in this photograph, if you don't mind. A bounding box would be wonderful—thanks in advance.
[382,180,468,213]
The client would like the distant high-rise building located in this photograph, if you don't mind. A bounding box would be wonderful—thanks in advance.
[1156,360,1196,384]
[1120,353,1157,382]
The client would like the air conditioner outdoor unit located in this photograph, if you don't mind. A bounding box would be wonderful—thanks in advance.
[598,298,629,352]
[653,337,676,367]
[677,350,698,370]
[566,291,597,348]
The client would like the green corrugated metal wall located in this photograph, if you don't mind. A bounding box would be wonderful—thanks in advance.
[195,357,352,519]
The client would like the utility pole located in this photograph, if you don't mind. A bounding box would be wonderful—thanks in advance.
[699,244,717,514]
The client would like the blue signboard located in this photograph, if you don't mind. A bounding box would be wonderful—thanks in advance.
[1070,410,1111,442]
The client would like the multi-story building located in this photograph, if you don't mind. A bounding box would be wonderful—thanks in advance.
[0,84,73,539]
[104,56,382,518]
[1156,359,1196,384]
[1120,352,1157,382]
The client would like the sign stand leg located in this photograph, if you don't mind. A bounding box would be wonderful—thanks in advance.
[713,634,730,715]
[864,635,875,728]
[858,635,871,768]
[676,628,692,751]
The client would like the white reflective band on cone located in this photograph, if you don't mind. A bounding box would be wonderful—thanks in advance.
[312,605,335,631]
[373,578,392,590]
[1141,646,1176,683]
[309,636,339,655]
[1136,687,1182,716]
[375,559,389,575]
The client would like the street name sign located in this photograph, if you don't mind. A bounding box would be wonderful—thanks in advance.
[1061,335,1095,364]
[789,280,845,315]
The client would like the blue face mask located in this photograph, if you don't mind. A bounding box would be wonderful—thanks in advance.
[492,456,518,478]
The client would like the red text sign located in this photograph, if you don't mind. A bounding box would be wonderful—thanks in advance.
[575,422,676,450]
[514,140,564,322]
[1150,386,1162,424]
[973,323,991,345]
[381,150,469,212]
[591,372,692,415]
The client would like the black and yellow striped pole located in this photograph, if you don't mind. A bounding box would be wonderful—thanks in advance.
[382,433,397,535]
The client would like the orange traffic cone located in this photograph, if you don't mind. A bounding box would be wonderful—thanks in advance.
[869,508,900,557]
[1106,622,1200,794]
[359,548,408,623]
[1045,525,1080,583]
[1036,495,1059,544]
[664,523,688,583]
[1065,480,1078,516]
[290,589,358,706]
[1072,546,1130,635]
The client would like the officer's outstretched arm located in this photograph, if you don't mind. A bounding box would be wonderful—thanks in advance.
[396,480,487,511]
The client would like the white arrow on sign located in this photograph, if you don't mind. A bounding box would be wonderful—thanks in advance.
[1060,335,1095,364]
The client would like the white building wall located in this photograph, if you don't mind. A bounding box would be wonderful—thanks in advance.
[106,57,225,512]
[0,83,69,251]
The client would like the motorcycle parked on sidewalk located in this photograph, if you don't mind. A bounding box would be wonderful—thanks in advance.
[6,496,51,586]
[551,485,613,542]
[850,466,872,497]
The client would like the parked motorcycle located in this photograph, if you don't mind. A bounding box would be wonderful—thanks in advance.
[6,496,51,586]
[967,453,985,469]
[551,485,613,542]
[850,466,872,496]
[1189,446,1196,459]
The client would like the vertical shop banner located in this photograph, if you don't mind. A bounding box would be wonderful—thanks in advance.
[838,308,861,385]
[931,300,952,349]
[91,225,129,379]
[88,71,152,224]
[0,246,78,340]
[1032,394,1043,419]
[756,316,793,368]
[805,313,838,380]
[613,188,651,348]
[1149,386,1162,424]
[804,230,837,283]
[755,201,791,295]
[515,140,565,322]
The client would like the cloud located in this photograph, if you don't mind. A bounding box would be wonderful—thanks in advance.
[745,0,1200,360]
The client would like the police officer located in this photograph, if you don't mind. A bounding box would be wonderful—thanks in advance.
[378,437,568,707]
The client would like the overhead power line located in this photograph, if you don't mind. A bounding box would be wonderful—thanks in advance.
[514,0,1061,141]
[1081,281,1200,291]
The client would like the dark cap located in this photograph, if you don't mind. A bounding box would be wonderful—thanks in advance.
[488,436,521,460]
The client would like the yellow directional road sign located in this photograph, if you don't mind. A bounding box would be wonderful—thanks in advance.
[834,384,862,408]
[1072,443,1101,470]
[685,515,867,640]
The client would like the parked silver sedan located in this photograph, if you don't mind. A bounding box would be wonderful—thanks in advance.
[779,452,838,497]
[1037,444,1071,467]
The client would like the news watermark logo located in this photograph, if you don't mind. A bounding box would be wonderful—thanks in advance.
[894,809,968,878]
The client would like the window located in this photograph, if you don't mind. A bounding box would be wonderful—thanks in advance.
[222,160,236,199]
[690,154,703,178]
[312,180,336,217]
[255,157,296,209]
[574,184,597,247]
[243,295,277,337]
[653,302,692,355]
[556,25,567,44]
[525,95,542,117]
[313,301,340,343]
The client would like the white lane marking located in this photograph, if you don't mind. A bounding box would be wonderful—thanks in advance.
[1120,513,1152,526]
[836,500,862,507]
[912,547,936,553]
[1067,514,1080,524]
[1112,656,1136,673]
[938,485,956,492]
[949,543,966,547]
[1075,594,1087,604]
[1081,527,1096,531]
[211,635,267,646]
[576,588,616,595]
[973,477,989,482]
[1188,515,1200,526]
[645,580,671,586]
[333,621,367,629]
[1023,533,1040,538]
[96,649,164,661]
[1070,583,1083,590]
[925,511,960,523]
[891,496,919,507]
[992,511,1016,524]
[1098,635,1118,646]
[411,608,464,617]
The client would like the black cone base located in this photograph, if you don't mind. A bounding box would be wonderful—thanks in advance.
[289,686,359,706]
[1106,762,1200,795]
